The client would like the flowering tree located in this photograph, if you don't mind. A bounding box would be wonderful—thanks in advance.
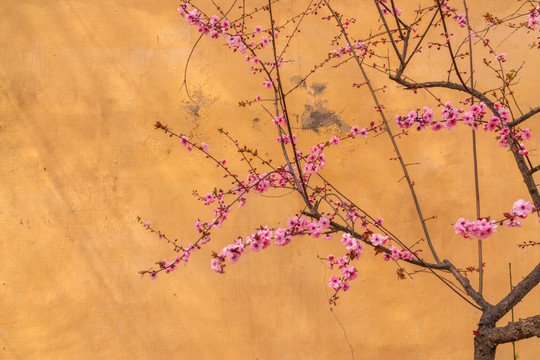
[139,1,540,359]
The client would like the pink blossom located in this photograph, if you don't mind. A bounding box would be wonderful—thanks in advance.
[247,227,272,252]
[330,136,340,145]
[318,217,330,229]
[528,6,540,29]
[261,37,270,48]
[453,13,468,28]
[498,134,509,147]
[341,265,358,280]
[432,122,444,131]
[194,219,203,233]
[274,227,292,246]
[495,53,506,62]
[518,144,528,156]
[521,128,532,140]
[350,126,361,136]
[329,276,341,291]
[358,127,369,137]
[390,246,400,260]
[203,193,215,205]
[370,233,388,246]
[307,222,321,237]
[395,115,414,129]
[254,25,263,33]
[149,271,158,279]
[209,15,220,25]
[503,219,522,228]
[263,80,273,89]
[400,250,413,261]
[221,19,231,31]
[165,262,177,273]
[273,114,287,126]
[238,195,247,208]
[512,199,533,218]
[211,258,225,273]
[499,108,510,123]
[335,256,347,269]
[454,218,498,240]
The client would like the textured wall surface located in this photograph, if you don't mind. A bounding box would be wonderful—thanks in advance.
[1,1,539,359]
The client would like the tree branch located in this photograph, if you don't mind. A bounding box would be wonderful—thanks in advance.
[327,1,442,264]
[390,77,496,109]
[506,106,540,127]
[302,209,447,270]
[444,260,490,309]
[483,314,540,345]
[480,262,540,326]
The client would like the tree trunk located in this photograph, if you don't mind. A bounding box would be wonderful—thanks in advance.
[473,315,540,359]
[474,335,497,360]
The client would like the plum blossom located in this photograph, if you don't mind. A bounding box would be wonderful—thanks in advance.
[319,217,330,229]
[340,233,357,251]
[370,233,388,246]
[527,6,540,29]
[329,276,341,291]
[454,218,498,239]
[512,199,533,218]
[341,265,358,280]
[273,114,287,126]
[202,192,215,205]
[453,13,468,28]
[495,53,507,62]
[390,246,400,260]
[400,250,413,261]
[247,226,273,252]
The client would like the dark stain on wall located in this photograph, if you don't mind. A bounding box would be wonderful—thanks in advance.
[300,82,348,133]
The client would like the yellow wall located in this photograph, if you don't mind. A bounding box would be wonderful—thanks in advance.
[1,1,539,359]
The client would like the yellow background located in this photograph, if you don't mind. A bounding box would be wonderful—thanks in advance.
[1,1,539,359]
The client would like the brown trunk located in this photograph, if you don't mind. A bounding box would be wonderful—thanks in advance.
[474,335,497,360]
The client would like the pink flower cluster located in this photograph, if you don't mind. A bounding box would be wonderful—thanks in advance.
[178,3,273,57]
[455,199,537,239]
[395,102,532,155]
[303,144,326,175]
[340,233,365,253]
[503,199,535,227]
[210,215,332,273]
[329,41,367,58]
[454,218,498,240]
[150,256,182,279]
[178,3,230,40]
[495,53,507,62]
[453,13,468,28]
[327,254,357,292]
[349,125,371,138]
[527,5,540,29]
[381,6,401,16]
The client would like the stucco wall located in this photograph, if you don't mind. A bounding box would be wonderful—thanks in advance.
[1,1,539,359]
